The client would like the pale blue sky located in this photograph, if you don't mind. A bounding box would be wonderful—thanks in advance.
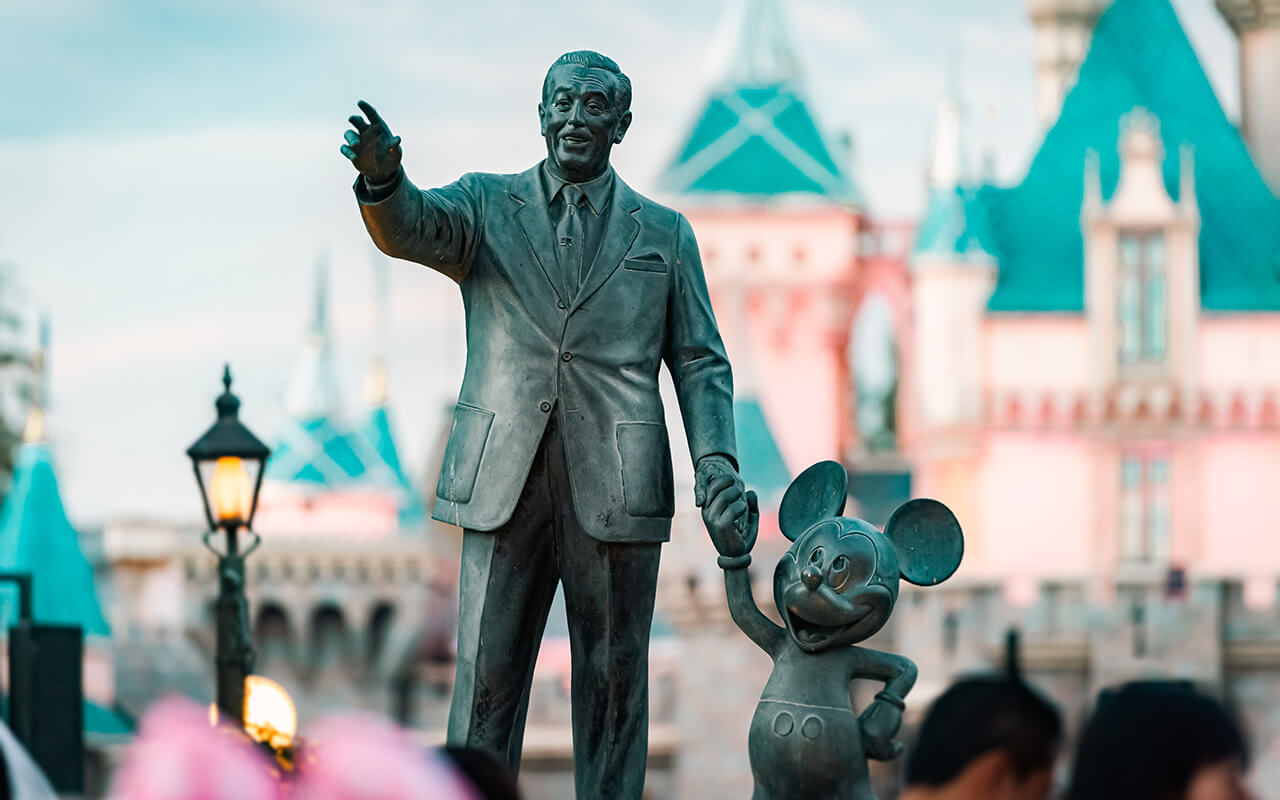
[0,0,1239,523]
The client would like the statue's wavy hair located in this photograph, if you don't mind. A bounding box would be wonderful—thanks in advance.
[543,50,632,114]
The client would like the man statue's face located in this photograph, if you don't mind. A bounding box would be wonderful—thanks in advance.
[539,65,633,183]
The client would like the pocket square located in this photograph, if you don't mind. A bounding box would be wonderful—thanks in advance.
[624,252,668,273]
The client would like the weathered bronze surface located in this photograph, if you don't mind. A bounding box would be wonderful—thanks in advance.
[705,461,963,800]
[344,51,745,799]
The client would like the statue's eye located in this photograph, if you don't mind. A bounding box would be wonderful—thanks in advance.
[808,547,825,568]
[830,554,850,592]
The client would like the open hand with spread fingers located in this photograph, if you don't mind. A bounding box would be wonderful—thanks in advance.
[342,100,403,185]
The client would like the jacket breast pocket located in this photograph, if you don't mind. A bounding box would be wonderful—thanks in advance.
[437,402,495,504]
[623,255,668,273]
[615,421,675,518]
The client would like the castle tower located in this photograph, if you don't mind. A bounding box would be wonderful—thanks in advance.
[1027,0,1111,126]
[256,258,417,537]
[909,87,996,519]
[1216,0,1280,193]
[661,0,862,477]
[912,91,996,430]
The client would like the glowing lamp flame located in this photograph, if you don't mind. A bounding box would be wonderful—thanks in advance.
[210,456,251,523]
[243,675,297,750]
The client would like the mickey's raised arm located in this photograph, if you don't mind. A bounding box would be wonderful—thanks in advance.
[713,492,786,657]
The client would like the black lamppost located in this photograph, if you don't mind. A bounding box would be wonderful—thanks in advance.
[186,365,270,726]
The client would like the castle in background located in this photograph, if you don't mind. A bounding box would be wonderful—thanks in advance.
[478,0,1280,795]
[660,0,1280,796]
[2,0,1280,798]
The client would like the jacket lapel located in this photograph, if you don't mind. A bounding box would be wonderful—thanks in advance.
[509,165,570,306]
[572,176,641,312]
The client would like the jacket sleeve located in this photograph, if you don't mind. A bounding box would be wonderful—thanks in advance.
[354,170,483,283]
[663,212,737,468]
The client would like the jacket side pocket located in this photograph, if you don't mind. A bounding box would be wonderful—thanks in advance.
[437,402,495,504]
[616,421,675,518]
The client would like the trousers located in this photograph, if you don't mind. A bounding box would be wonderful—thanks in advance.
[446,413,662,800]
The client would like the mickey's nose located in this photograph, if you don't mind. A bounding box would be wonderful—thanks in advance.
[801,565,823,591]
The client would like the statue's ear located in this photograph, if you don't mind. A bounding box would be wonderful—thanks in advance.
[778,461,847,541]
[884,499,963,586]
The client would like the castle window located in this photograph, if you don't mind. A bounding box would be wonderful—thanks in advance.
[1117,231,1166,365]
[1120,451,1170,562]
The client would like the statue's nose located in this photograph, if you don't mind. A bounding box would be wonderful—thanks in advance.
[801,565,823,591]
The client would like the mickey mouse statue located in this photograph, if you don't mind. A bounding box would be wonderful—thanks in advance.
[704,460,963,800]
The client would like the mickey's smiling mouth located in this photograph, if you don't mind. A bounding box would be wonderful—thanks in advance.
[784,603,872,649]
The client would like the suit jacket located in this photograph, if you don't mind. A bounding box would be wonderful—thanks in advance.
[355,162,736,543]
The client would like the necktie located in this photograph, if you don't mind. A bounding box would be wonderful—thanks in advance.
[556,185,586,297]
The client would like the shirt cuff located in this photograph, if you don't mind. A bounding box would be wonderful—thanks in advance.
[698,452,740,473]
[363,168,404,200]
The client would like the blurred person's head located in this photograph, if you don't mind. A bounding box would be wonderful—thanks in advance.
[902,675,1062,800]
[1067,680,1254,800]
[109,696,281,800]
[293,712,480,800]
[441,746,522,800]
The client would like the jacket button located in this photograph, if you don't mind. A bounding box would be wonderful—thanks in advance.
[561,352,573,362]
[540,401,551,412]
[557,300,567,310]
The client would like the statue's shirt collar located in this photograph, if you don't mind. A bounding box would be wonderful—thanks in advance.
[541,162,614,217]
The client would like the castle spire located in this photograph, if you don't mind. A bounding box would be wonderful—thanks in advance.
[284,254,343,420]
[363,251,390,407]
[22,313,49,444]
[725,0,801,86]
[929,51,966,189]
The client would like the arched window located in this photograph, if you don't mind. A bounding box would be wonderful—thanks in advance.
[255,603,294,672]
[367,602,396,670]
[1118,231,1166,365]
[309,604,351,680]
[850,294,899,452]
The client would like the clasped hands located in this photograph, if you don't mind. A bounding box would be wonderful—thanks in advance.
[696,455,757,561]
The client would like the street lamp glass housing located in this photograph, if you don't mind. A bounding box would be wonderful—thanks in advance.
[187,366,270,531]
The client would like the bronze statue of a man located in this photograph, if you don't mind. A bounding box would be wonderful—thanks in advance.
[343,50,748,798]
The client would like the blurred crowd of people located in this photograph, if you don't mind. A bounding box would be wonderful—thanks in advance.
[901,677,1253,800]
[0,676,1256,799]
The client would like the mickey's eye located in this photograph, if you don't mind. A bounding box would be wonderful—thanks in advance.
[830,554,851,592]
[808,547,825,568]
[829,536,878,593]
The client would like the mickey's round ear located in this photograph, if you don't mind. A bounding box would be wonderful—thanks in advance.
[778,460,848,541]
[884,498,963,586]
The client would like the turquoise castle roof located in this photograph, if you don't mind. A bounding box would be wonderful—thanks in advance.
[0,442,109,637]
[982,0,1280,312]
[913,184,998,264]
[661,0,857,203]
[360,404,425,525]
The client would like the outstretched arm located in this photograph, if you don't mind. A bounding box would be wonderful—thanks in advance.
[851,648,917,761]
[710,492,785,657]
[343,101,482,282]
